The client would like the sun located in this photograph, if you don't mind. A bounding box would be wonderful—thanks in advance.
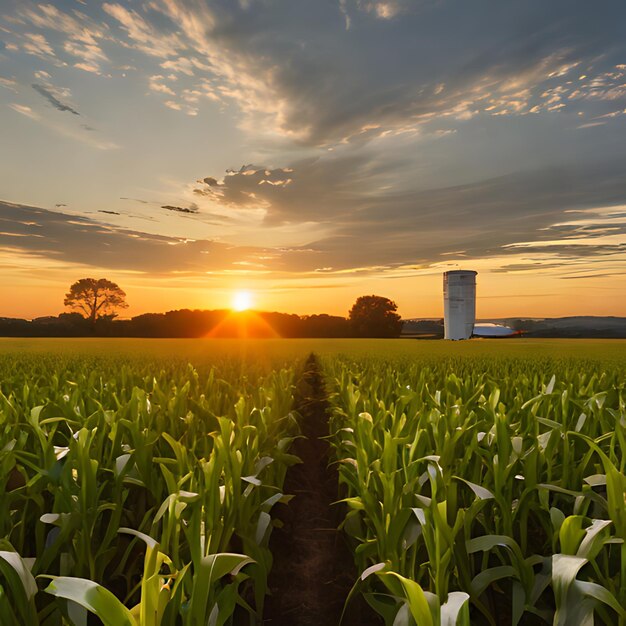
[232,290,253,312]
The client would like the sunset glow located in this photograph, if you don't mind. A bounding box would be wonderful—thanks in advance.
[0,1,624,320]
[232,291,253,312]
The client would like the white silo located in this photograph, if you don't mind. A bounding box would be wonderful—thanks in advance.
[443,270,477,340]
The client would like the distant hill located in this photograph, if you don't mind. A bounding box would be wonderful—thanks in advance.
[402,316,626,339]
[502,316,626,338]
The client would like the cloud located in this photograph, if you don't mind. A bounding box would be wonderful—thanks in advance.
[7,0,622,144]
[11,3,109,73]
[0,76,17,91]
[132,0,626,144]
[1,0,625,289]
[120,197,150,204]
[32,83,80,115]
[8,103,40,120]
[161,204,199,214]
[149,75,175,96]
[8,95,117,150]
[559,272,625,280]
[1,181,625,281]
[349,0,420,20]
[74,62,101,74]
[163,98,197,115]
[191,154,626,272]
[102,3,183,59]
[21,32,55,59]
[192,157,376,224]
[0,201,269,275]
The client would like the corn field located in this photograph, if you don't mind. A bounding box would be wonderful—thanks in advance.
[0,341,624,626]
[0,353,300,625]
[325,355,625,625]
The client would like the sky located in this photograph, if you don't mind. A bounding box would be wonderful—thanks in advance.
[0,0,625,320]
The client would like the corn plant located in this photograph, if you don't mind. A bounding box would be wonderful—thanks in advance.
[327,354,625,626]
[0,351,301,625]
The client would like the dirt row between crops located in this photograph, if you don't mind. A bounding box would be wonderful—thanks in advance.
[262,353,381,626]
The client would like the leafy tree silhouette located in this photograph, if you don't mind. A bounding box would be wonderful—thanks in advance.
[64,278,128,325]
[349,295,402,338]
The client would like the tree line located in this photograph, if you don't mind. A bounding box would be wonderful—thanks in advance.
[0,278,403,338]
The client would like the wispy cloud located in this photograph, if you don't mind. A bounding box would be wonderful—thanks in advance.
[0,76,17,91]
[102,3,183,58]
[161,204,199,214]
[13,3,109,73]
[0,201,267,275]
[0,0,625,302]
[4,0,624,144]
[91,1,622,145]
[148,75,175,96]
[21,32,55,59]
[32,83,80,115]
[350,0,423,20]
[8,97,118,150]
[8,103,40,120]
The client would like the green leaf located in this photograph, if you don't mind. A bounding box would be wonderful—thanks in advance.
[552,554,625,625]
[0,551,37,601]
[454,477,494,500]
[0,550,38,625]
[470,566,516,598]
[377,571,434,626]
[552,554,587,626]
[43,577,137,626]
[441,592,470,626]
[255,511,272,545]
[559,516,586,555]
[361,562,387,581]
[189,553,255,625]
[577,519,612,559]
[574,580,625,618]
[466,534,518,554]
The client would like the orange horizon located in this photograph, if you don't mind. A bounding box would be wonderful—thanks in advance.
[2,268,624,321]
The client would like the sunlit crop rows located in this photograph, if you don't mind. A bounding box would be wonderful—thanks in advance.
[0,353,300,625]
[325,355,625,625]
[0,341,624,626]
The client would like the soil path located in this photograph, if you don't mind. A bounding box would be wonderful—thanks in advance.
[263,353,381,626]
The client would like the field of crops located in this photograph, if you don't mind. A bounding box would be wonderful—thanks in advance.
[0,348,301,625]
[0,338,623,626]
[325,353,625,625]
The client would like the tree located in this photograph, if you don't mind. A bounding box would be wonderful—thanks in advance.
[349,295,403,338]
[64,278,128,324]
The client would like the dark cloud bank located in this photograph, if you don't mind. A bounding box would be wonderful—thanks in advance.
[2,152,625,275]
